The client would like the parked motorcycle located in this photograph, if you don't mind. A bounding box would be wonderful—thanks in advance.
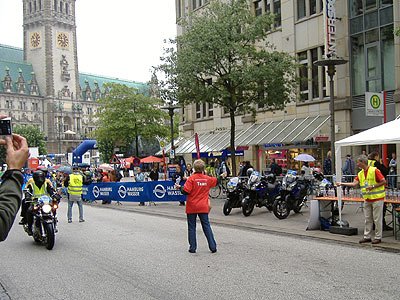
[273,170,313,220]
[23,194,59,250]
[223,177,247,216]
[241,171,281,217]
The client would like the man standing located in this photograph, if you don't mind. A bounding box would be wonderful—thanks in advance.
[337,155,386,244]
[323,151,332,176]
[0,133,29,241]
[175,159,217,254]
[64,166,85,223]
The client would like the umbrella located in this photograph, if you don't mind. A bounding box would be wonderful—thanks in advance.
[98,163,114,171]
[58,166,72,174]
[140,156,163,164]
[294,153,315,162]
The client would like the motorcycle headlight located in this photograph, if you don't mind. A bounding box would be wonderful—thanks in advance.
[42,204,52,214]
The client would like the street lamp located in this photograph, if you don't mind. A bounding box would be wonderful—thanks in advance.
[314,58,347,169]
[161,103,180,164]
[54,101,64,162]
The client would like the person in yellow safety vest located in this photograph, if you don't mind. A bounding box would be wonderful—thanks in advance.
[20,170,59,235]
[336,154,386,245]
[64,166,85,223]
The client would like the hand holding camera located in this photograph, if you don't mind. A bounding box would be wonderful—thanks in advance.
[0,115,29,170]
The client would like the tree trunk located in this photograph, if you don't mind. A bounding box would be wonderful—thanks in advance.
[230,109,236,175]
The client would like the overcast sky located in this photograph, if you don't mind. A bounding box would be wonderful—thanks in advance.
[0,0,177,83]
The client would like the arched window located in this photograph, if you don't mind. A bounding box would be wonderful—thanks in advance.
[60,1,63,13]
[65,2,69,14]
[34,0,37,11]
[29,1,32,13]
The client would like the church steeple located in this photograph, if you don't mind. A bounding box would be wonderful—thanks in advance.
[23,0,79,99]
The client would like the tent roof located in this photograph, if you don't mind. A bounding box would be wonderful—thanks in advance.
[335,118,400,147]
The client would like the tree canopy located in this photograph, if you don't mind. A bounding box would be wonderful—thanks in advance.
[157,0,298,173]
[13,124,47,154]
[93,83,170,158]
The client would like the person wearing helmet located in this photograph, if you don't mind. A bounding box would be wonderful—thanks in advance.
[246,168,254,177]
[20,170,59,235]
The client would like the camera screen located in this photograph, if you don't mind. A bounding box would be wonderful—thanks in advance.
[0,118,12,135]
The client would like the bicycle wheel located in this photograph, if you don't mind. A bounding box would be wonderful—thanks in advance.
[209,184,222,198]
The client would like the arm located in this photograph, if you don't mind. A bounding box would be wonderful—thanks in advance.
[0,133,29,241]
[336,178,360,188]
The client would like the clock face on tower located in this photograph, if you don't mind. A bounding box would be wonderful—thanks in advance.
[57,32,69,48]
[30,32,41,48]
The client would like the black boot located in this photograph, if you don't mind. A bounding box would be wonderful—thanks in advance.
[19,218,27,225]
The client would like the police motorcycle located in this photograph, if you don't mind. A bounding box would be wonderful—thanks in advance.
[223,176,247,216]
[241,169,281,217]
[272,170,314,220]
[24,191,60,250]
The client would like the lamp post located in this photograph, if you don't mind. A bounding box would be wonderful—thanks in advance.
[54,101,64,163]
[161,103,180,164]
[314,58,347,169]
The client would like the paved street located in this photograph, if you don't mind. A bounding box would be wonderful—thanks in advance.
[0,202,398,300]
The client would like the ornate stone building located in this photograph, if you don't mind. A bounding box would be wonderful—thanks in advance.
[0,0,147,155]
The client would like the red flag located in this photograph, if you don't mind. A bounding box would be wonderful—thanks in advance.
[162,148,167,179]
[195,133,200,159]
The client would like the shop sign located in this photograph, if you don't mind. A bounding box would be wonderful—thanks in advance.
[264,143,283,148]
[236,146,249,151]
[323,0,337,58]
[314,135,330,142]
[365,92,384,117]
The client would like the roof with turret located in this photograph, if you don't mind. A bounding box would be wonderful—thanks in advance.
[0,44,149,96]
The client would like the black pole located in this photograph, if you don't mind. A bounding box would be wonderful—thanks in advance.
[327,65,336,168]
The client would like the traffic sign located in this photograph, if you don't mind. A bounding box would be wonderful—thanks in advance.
[109,154,121,164]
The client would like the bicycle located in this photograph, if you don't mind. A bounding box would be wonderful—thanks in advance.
[209,178,228,198]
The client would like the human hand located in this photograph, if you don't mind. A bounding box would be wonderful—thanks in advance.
[174,183,181,190]
[336,182,342,187]
[0,134,29,169]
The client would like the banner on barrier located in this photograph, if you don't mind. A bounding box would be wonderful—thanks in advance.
[82,181,186,202]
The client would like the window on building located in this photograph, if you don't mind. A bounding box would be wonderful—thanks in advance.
[310,0,316,15]
[76,117,81,132]
[208,103,213,117]
[177,0,182,18]
[34,0,37,11]
[297,0,306,19]
[265,0,271,13]
[29,2,32,13]
[39,0,42,10]
[254,0,262,17]
[192,0,197,10]
[65,2,69,14]
[349,1,394,95]
[202,102,207,118]
[196,103,201,119]
[298,47,326,101]
[60,1,63,13]
[273,0,281,27]
[32,102,38,111]
[298,51,308,101]
[54,0,57,11]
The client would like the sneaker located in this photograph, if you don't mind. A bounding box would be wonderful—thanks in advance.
[68,220,72,223]
[211,249,217,253]
[79,219,85,223]
[27,229,33,236]
[188,249,196,253]
[359,238,372,244]
[371,239,382,244]
[179,202,185,206]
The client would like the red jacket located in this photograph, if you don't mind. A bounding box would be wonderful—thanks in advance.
[183,172,217,214]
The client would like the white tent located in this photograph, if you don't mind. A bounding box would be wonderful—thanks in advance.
[334,117,400,224]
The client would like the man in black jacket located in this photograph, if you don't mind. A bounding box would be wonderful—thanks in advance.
[0,132,29,241]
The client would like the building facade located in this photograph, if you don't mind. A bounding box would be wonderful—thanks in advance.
[0,0,146,157]
[174,0,400,172]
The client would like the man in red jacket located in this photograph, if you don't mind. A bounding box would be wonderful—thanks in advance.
[175,159,217,253]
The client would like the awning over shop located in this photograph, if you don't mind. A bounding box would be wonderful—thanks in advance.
[157,115,330,155]
[235,115,330,147]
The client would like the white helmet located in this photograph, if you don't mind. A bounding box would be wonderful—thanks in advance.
[246,168,254,177]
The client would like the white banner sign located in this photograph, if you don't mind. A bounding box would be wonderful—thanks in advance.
[365,92,384,117]
[323,0,337,58]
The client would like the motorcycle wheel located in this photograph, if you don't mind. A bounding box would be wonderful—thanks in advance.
[293,198,305,213]
[209,185,221,199]
[273,197,290,220]
[44,222,55,250]
[242,198,254,217]
[223,200,232,216]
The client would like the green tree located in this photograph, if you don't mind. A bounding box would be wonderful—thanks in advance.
[156,0,297,174]
[93,83,170,158]
[13,124,47,154]
[395,27,400,36]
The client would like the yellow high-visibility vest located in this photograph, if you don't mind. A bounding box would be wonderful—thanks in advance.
[68,173,83,195]
[358,166,385,200]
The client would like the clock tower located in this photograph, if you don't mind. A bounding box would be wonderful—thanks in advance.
[23,0,79,98]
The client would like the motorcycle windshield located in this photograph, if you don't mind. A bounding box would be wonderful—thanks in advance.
[38,195,51,204]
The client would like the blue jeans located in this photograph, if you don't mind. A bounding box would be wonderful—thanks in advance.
[187,213,216,252]
[67,194,84,221]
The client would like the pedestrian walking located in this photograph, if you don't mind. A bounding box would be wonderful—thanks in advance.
[175,159,217,254]
[323,151,332,176]
[342,154,355,194]
[389,152,397,188]
[64,166,85,223]
[136,167,146,206]
[336,155,386,244]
